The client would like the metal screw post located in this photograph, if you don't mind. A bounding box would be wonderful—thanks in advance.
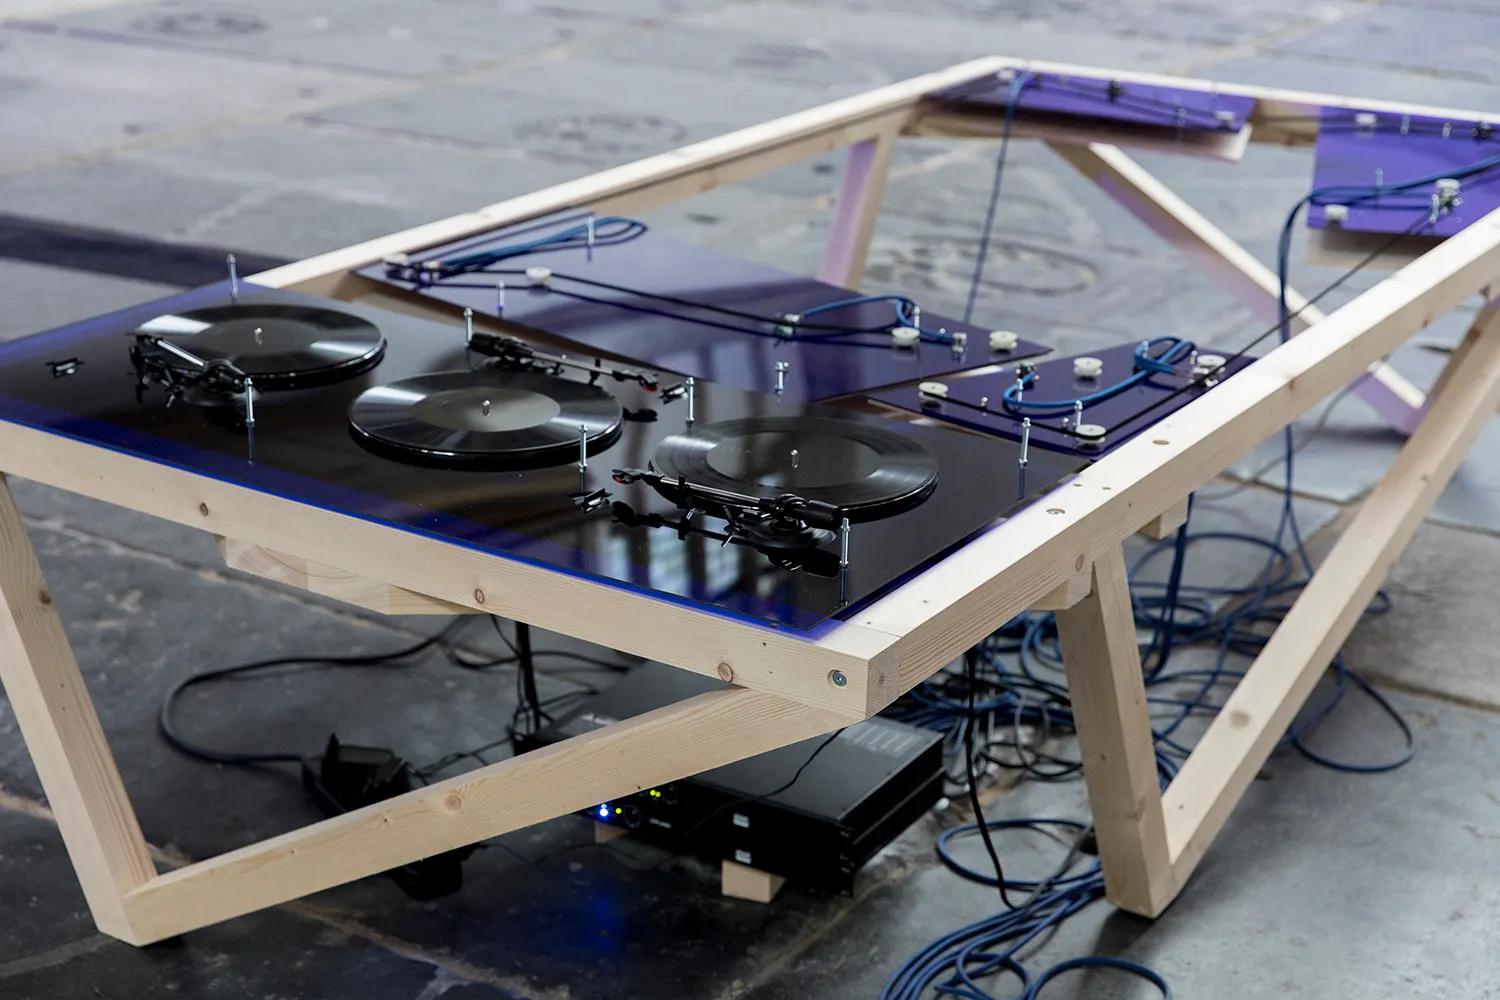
[243,377,255,463]
[227,254,239,303]
[463,307,474,370]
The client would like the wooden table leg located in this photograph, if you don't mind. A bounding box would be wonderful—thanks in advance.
[1164,297,1500,883]
[818,130,898,289]
[1054,545,1176,916]
[0,474,156,942]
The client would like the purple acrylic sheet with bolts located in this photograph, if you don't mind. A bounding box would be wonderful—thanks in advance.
[353,210,1053,402]
[1307,109,1500,238]
[928,69,1256,134]
[871,342,1255,459]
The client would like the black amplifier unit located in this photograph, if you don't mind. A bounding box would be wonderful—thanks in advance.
[514,662,944,895]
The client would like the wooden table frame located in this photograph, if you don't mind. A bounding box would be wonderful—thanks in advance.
[3,56,1498,945]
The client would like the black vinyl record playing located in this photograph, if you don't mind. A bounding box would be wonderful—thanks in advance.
[348,369,625,470]
[134,303,386,389]
[649,416,939,522]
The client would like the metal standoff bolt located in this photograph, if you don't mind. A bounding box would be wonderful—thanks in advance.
[227,254,239,303]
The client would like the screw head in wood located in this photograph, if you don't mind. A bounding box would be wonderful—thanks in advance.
[37,588,51,605]
[198,502,210,516]
[717,662,734,682]
[828,670,847,688]
[473,588,485,605]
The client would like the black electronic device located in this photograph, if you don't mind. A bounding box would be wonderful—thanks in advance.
[301,735,476,900]
[513,663,945,895]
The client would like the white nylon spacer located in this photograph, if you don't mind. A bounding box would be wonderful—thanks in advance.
[1324,204,1350,224]
[1436,177,1461,198]
[382,252,410,266]
[919,381,949,398]
[892,326,921,347]
[1073,356,1104,380]
[1354,111,1378,129]
[525,265,553,287]
[989,329,1019,352]
[1193,353,1227,379]
[1075,423,1106,441]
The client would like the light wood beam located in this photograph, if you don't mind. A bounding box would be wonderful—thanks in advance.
[1055,546,1174,915]
[0,475,156,941]
[1163,297,1500,879]
[122,687,843,943]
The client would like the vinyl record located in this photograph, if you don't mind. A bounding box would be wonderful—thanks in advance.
[650,416,938,521]
[349,369,623,470]
[134,303,385,389]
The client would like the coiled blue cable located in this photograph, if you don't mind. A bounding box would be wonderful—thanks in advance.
[1000,336,1197,417]
[434,215,647,273]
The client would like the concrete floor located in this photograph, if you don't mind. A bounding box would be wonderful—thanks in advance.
[3,0,1500,997]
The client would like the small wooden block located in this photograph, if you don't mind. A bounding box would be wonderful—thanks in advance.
[1138,498,1190,540]
[593,821,629,844]
[720,859,786,904]
[1032,568,1093,611]
[218,536,477,615]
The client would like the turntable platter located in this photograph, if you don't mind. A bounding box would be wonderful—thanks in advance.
[134,303,385,389]
[349,369,624,470]
[650,416,938,521]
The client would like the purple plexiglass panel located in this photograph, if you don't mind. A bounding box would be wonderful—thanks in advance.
[1307,110,1500,238]
[929,71,1256,133]
[353,211,1051,402]
[871,343,1254,459]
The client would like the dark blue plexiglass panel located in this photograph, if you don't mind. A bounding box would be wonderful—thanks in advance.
[929,70,1256,133]
[353,210,1052,401]
[872,342,1254,459]
[0,283,1084,631]
[1308,109,1500,238]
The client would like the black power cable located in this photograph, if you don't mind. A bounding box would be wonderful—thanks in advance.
[964,648,1016,911]
[158,617,624,767]
[158,619,469,765]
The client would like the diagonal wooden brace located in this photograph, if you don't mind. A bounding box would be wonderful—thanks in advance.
[1048,142,1430,436]
[1164,296,1500,887]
